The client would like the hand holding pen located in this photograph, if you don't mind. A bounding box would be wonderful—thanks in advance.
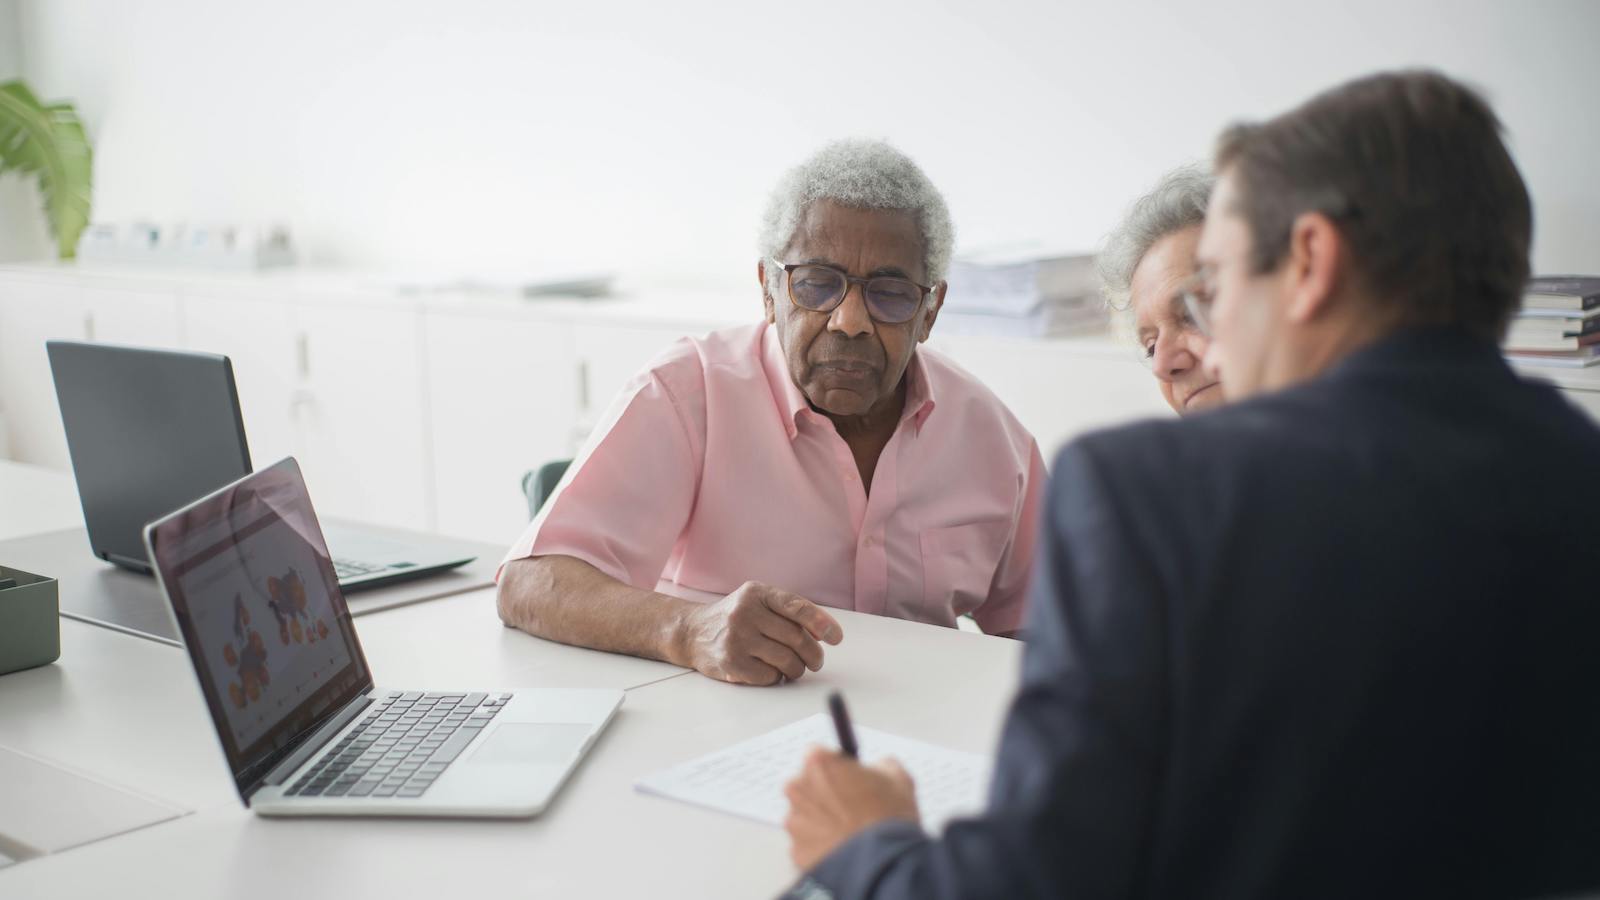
[783,691,922,871]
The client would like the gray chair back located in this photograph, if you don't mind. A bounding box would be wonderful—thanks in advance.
[521,459,572,519]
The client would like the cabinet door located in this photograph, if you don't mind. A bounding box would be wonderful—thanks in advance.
[180,291,299,469]
[293,301,430,530]
[0,279,181,467]
[425,311,578,545]
[79,284,182,350]
[574,321,699,436]
[929,335,1174,461]
[0,279,88,466]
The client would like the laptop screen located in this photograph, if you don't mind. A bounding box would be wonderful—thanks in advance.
[146,457,373,800]
[47,341,253,572]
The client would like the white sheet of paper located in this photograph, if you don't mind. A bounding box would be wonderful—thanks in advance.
[634,714,992,834]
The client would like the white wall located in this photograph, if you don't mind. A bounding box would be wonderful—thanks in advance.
[12,0,1600,281]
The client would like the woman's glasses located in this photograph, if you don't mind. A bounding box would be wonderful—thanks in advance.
[1132,277,1211,370]
[1179,270,1217,338]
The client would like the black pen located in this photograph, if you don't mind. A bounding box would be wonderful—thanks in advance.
[828,690,859,759]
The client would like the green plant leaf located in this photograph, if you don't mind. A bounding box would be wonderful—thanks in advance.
[0,79,93,260]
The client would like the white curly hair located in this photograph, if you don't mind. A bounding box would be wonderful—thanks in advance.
[1098,163,1215,313]
[759,139,955,287]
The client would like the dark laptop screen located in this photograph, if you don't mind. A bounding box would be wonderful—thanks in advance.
[47,341,253,571]
[146,457,372,800]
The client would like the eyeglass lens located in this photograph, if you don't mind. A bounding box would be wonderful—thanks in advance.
[789,265,922,323]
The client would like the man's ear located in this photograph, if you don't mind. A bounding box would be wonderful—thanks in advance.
[1284,211,1346,324]
[919,282,946,342]
[758,259,776,324]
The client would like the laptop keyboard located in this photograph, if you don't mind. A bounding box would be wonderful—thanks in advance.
[332,557,388,579]
[285,691,510,799]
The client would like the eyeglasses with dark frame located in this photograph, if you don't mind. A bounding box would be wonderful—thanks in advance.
[767,257,934,325]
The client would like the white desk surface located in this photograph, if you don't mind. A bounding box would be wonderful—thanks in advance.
[0,602,1020,897]
[0,457,1024,897]
[0,590,689,812]
[0,615,237,813]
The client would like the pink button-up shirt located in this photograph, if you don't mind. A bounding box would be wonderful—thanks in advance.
[501,321,1046,633]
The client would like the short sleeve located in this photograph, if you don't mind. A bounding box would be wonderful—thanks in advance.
[498,353,703,590]
[971,439,1048,635]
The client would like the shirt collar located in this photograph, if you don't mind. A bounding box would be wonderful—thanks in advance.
[900,349,937,433]
[760,322,938,441]
[762,322,813,440]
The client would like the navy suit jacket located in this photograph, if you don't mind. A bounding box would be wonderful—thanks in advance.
[796,328,1600,900]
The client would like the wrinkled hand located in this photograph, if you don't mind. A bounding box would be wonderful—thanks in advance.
[679,581,843,685]
[784,747,920,871]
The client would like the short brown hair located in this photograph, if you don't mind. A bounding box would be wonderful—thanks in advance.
[1214,70,1532,340]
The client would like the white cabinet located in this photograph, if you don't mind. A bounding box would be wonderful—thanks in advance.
[183,289,432,530]
[179,291,299,470]
[573,320,704,428]
[423,316,719,545]
[0,281,86,467]
[293,300,431,531]
[930,334,1174,459]
[8,264,1596,546]
[0,277,181,468]
[425,311,579,544]
[78,284,185,349]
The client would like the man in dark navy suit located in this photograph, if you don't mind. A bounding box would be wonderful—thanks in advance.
[781,69,1600,900]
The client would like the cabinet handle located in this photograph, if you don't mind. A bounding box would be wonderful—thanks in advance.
[576,359,590,413]
[296,332,310,379]
[83,311,95,341]
[289,386,314,420]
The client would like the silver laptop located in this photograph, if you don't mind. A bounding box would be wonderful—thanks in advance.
[145,457,622,817]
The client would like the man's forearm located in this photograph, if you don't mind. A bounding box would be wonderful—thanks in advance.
[496,555,695,666]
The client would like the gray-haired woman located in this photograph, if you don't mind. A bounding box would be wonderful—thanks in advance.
[1099,165,1223,414]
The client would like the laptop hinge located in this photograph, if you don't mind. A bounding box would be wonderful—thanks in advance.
[105,551,152,573]
[256,692,377,790]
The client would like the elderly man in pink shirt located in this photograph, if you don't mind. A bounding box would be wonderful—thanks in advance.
[497,139,1047,686]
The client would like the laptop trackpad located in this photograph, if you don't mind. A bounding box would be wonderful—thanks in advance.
[471,723,593,765]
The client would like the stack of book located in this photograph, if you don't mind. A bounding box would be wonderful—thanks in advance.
[940,247,1107,338]
[1505,275,1600,368]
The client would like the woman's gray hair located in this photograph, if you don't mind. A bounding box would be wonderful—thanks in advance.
[1098,164,1215,312]
[759,139,955,286]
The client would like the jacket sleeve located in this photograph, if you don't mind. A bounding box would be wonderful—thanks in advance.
[793,439,1172,900]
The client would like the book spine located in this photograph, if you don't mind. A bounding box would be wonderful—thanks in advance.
[1508,318,1600,340]
[1527,276,1600,294]
[1525,289,1600,310]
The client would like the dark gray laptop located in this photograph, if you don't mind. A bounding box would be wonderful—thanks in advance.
[46,340,475,592]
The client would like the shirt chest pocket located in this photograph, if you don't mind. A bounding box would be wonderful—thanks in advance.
[919,519,1012,619]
